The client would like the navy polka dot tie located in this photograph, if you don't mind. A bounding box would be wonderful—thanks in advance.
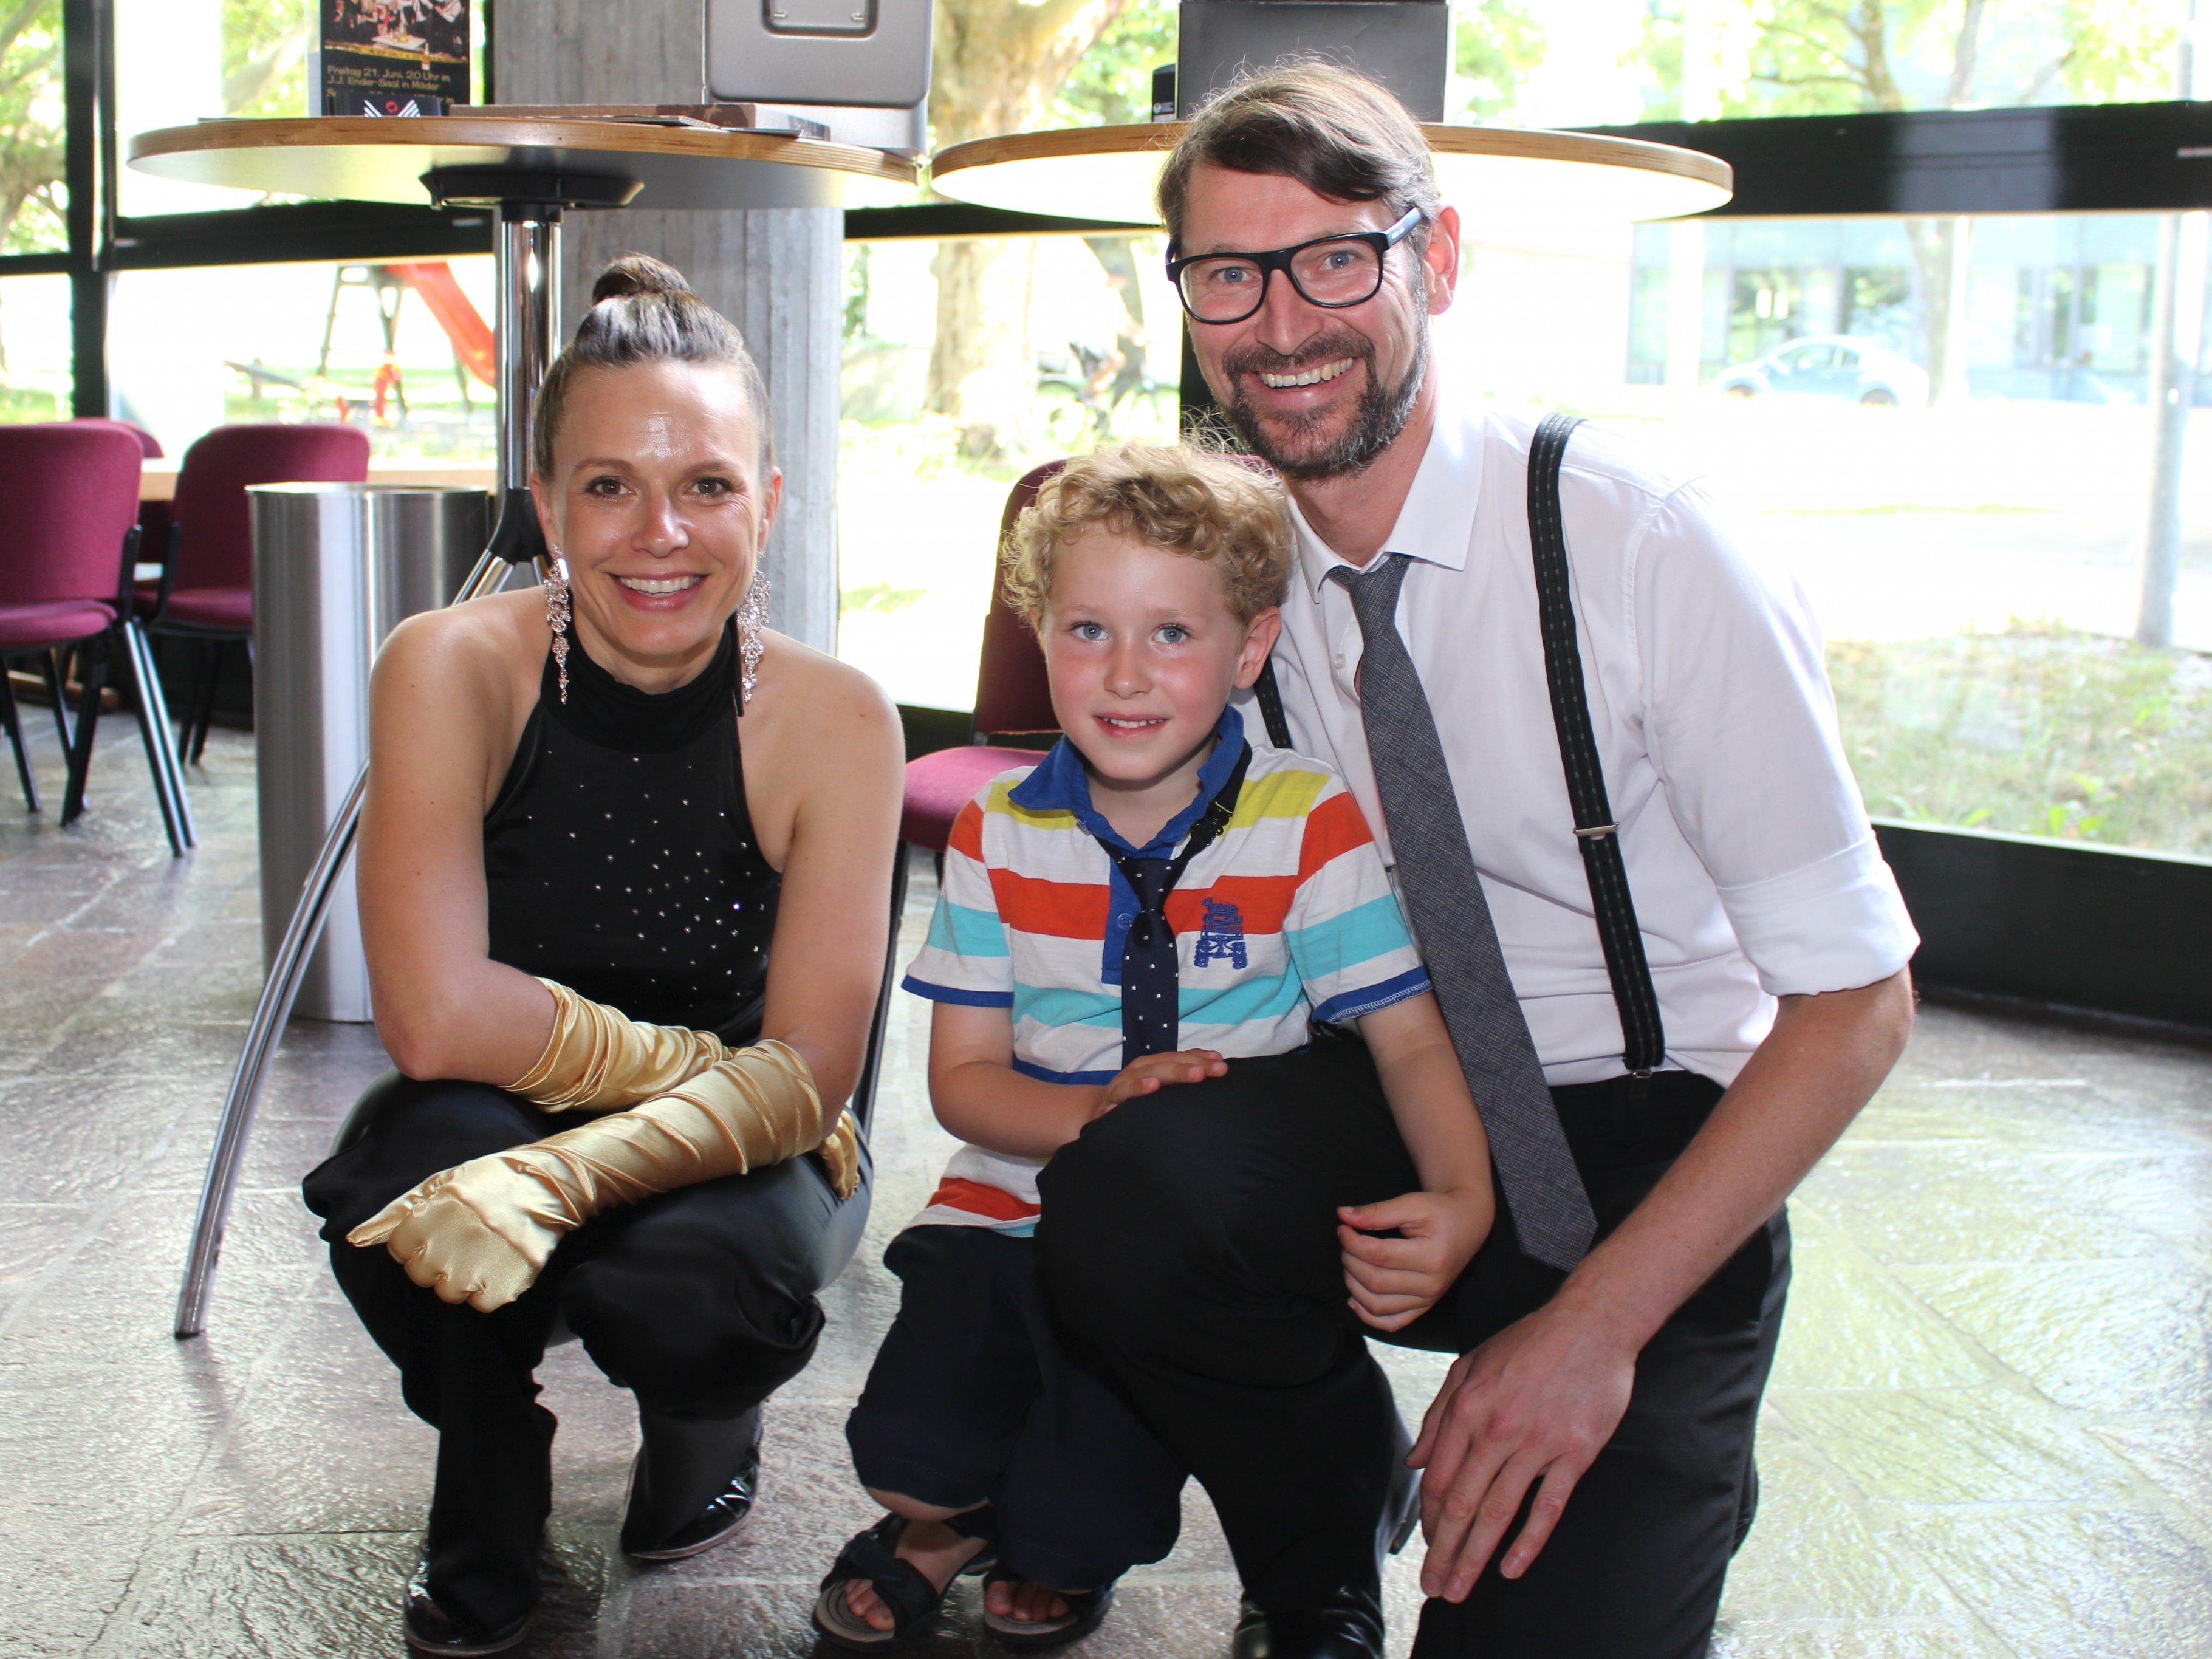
[1100,745,1250,1066]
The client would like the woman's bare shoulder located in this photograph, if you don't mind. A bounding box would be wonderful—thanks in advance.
[377,589,543,685]
[758,630,901,736]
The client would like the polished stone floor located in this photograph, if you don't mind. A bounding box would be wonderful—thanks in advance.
[0,717,2207,1657]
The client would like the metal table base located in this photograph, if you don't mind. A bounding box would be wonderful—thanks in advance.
[174,195,561,1338]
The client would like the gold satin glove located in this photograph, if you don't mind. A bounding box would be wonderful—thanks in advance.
[343,1155,567,1313]
[350,1039,863,1312]
[507,978,731,1112]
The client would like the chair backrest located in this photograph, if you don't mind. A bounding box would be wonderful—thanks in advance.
[974,461,1065,738]
[72,417,163,458]
[172,422,372,591]
[0,425,145,609]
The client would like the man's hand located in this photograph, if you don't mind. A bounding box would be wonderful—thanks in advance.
[1406,1298,1636,1599]
[1336,1187,1491,1331]
[1095,1048,1227,1115]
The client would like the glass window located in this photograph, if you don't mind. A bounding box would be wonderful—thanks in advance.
[837,234,1182,711]
[1448,0,2201,128]
[1,0,66,255]
[104,256,496,459]
[1460,206,2211,857]
[117,0,491,217]
[0,273,72,421]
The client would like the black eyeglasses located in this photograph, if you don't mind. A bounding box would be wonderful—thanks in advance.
[1166,208,1425,324]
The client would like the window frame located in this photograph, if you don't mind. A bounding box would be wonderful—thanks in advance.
[7,1,2207,1026]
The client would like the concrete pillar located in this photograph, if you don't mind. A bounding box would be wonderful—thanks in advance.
[493,0,843,653]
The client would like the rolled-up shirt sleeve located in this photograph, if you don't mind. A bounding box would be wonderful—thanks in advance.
[1634,481,1919,996]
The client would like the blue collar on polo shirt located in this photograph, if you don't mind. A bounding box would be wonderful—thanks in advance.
[1286,368,1483,601]
[1009,704,1249,860]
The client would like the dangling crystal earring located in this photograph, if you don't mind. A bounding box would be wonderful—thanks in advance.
[738,566,769,706]
[545,550,573,704]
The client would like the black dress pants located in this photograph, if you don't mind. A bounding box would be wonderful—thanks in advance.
[1036,1030,1789,1659]
[303,1071,872,1633]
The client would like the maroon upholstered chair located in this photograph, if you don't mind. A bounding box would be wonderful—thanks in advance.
[72,417,163,458]
[898,460,1066,857]
[0,423,191,854]
[838,465,1063,1133]
[143,422,371,761]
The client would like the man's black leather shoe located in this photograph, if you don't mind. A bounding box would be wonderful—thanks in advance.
[402,1558,532,1656]
[621,1404,764,1561]
[1230,1585,1386,1659]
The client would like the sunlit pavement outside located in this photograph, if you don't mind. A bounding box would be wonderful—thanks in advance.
[0,717,2207,1657]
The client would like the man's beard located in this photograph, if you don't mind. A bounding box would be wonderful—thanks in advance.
[1218,309,1430,482]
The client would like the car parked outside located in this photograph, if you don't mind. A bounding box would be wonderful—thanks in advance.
[1714,335,1931,408]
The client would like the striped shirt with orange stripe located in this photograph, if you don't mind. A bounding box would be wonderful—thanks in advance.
[902,707,1428,1232]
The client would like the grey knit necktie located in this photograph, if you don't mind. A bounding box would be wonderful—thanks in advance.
[1329,556,1596,1270]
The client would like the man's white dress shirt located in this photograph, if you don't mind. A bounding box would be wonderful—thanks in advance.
[1234,378,1919,1087]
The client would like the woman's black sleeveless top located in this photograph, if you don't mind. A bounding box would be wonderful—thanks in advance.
[483,620,777,1047]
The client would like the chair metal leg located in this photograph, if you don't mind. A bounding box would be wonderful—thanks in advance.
[174,548,511,1340]
[131,624,196,848]
[122,624,192,857]
[40,649,72,751]
[0,663,38,812]
[130,623,197,848]
[847,843,911,1137]
[58,641,108,826]
[188,640,222,764]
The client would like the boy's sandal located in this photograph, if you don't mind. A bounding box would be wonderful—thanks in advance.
[978,1570,1117,1650]
[810,1514,996,1652]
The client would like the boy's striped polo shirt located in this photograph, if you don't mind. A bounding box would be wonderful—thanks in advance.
[902,706,1429,1232]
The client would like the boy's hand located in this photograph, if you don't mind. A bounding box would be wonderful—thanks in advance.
[1093,1049,1228,1118]
[1337,1187,1493,1332]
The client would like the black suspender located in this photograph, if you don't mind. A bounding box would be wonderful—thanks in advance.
[1250,412,1666,1079]
[1529,414,1666,1078]
[1252,659,1293,747]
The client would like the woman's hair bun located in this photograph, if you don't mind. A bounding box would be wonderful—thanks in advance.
[534,250,772,481]
[590,253,694,306]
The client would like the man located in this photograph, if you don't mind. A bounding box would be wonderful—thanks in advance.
[1035,64,1919,1659]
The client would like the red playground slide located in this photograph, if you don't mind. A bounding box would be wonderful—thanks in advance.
[388,262,496,388]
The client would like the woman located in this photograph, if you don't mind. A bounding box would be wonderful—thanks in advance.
[303,255,903,1657]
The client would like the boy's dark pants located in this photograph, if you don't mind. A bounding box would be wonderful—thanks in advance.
[1037,1030,1790,1659]
[847,1224,1186,1590]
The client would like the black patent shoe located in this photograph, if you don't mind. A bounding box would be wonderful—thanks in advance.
[402,1556,533,1656]
[1230,1584,1386,1659]
[621,1405,763,1561]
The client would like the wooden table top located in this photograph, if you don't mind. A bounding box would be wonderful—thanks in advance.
[930,121,1733,225]
[128,114,920,212]
[138,462,496,504]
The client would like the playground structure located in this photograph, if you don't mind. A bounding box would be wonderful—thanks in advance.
[306,259,494,425]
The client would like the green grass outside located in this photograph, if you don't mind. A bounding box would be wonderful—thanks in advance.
[1829,621,2212,857]
[0,384,61,422]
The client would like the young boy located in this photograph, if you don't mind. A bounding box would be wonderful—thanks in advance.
[813,445,1495,1652]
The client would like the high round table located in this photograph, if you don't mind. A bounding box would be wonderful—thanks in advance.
[131,115,919,1338]
[927,120,1733,226]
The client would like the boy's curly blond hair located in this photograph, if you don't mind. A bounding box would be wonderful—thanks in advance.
[1002,443,1292,628]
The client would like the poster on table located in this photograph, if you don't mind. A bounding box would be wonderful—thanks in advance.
[311,0,470,117]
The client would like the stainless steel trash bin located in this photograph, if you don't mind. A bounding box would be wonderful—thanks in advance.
[250,483,491,1022]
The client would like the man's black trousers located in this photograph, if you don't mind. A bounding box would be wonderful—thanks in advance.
[303,1072,872,1634]
[1036,1030,1789,1659]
